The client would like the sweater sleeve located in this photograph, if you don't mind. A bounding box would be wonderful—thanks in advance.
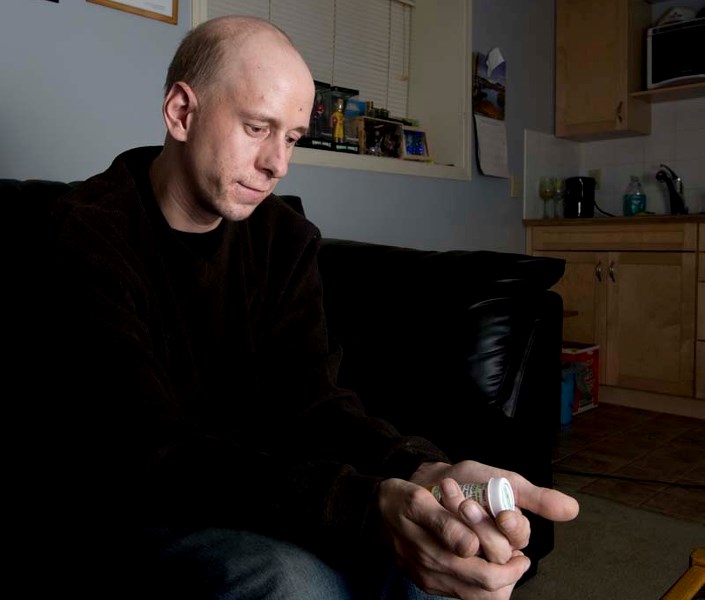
[237,209,449,563]
[246,204,449,473]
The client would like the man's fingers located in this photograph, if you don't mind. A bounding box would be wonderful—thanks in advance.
[446,551,532,593]
[495,508,530,550]
[459,500,514,564]
[434,479,481,558]
[514,483,580,522]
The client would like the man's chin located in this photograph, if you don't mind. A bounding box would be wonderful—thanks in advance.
[223,203,259,222]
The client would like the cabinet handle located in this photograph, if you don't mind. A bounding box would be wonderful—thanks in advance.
[616,101,623,123]
[595,261,603,282]
[609,261,616,282]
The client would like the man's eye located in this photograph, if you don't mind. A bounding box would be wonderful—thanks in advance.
[286,135,300,147]
[246,124,267,136]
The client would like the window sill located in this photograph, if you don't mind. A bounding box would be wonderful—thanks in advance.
[292,147,471,181]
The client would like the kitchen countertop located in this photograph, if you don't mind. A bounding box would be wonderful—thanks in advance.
[523,214,705,226]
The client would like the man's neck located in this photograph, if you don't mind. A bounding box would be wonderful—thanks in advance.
[149,148,222,233]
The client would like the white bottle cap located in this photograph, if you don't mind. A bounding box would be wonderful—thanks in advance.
[486,477,515,518]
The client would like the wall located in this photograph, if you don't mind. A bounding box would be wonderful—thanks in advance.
[0,0,556,252]
[523,0,705,219]
[0,0,191,179]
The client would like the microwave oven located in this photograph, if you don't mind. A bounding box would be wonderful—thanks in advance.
[647,17,705,89]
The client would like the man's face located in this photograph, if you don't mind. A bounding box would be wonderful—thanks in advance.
[183,39,314,223]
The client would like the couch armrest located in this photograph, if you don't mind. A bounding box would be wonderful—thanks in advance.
[317,237,564,464]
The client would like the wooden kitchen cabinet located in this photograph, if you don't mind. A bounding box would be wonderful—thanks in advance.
[526,220,699,399]
[555,0,652,140]
[697,224,705,399]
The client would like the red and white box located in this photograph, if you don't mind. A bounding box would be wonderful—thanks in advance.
[561,342,599,414]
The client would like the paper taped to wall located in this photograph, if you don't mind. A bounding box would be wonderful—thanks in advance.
[474,114,509,178]
[473,47,508,178]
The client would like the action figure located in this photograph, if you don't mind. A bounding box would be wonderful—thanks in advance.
[310,96,325,139]
[331,97,345,143]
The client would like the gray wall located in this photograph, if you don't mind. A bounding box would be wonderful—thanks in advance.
[1,0,555,253]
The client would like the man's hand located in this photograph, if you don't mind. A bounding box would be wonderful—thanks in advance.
[374,461,579,599]
[377,478,530,599]
[411,460,580,525]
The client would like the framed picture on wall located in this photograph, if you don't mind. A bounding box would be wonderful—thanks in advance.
[87,0,178,25]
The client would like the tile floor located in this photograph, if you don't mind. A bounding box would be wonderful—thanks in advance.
[551,402,705,524]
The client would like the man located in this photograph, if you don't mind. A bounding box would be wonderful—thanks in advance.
[38,15,578,599]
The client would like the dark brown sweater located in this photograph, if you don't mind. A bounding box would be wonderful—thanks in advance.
[43,146,447,571]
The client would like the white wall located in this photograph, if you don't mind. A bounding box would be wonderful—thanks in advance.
[0,0,191,181]
[1,0,557,253]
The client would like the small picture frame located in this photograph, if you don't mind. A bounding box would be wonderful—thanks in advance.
[401,127,431,162]
[87,0,178,25]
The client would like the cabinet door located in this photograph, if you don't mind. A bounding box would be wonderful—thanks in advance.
[694,228,703,399]
[555,0,650,140]
[535,250,608,380]
[698,342,705,400]
[606,252,696,396]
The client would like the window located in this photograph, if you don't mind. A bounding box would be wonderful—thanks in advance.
[191,0,472,180]
[194,0,413,119]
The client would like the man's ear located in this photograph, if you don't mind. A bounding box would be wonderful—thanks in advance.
[163,82,198,142]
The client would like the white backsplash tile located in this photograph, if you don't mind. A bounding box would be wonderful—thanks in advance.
[651,102,677,134]
[685,188,705,214]
[525,97,705,216]
[644,105,677,165]
[523,129,580,219]
[675,127,705,161]
[604,137,647,166]
[675,97,705,131]
[580,139,617,168]
[676,157,705,188]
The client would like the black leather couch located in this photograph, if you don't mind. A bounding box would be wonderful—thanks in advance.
[3,179,565,582]
[314,228,566,582]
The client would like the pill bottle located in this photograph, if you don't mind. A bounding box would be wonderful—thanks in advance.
[429,476,515,518]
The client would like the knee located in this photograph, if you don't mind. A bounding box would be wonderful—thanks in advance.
[144,529,353,600]
[272,544,346,595]
[219,534,353,600]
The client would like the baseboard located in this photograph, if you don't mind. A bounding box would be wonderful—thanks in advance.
[599,385,705,419]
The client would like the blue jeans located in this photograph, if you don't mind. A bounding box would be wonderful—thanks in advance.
[140,528,447,600]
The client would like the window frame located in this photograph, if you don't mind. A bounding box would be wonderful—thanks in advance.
[191,0,472,180]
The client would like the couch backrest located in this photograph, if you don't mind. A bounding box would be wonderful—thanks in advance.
[2,178,75,259]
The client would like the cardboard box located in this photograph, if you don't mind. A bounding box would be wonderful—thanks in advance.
[561,342,599,414]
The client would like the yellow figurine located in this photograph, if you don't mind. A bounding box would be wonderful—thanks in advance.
[331,97,345,143]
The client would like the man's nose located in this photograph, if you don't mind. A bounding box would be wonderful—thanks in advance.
[258,136,289,179]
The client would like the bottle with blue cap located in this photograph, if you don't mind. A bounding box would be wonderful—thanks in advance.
[623,175,647,216]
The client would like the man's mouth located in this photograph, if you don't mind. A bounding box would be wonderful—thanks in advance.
[236,182,269,201]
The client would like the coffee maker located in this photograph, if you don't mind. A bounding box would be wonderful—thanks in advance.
[564,176,596,218]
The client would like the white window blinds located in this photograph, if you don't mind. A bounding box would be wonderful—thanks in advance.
[196,0,414,118]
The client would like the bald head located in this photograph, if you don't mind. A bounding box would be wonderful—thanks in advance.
[153,15,314,230]
[164,16,303,98]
